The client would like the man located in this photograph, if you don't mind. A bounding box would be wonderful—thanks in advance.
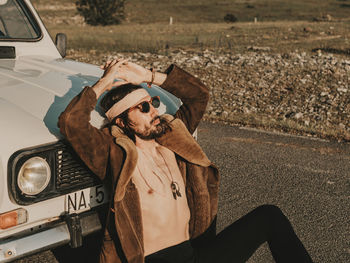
[59,59,313,263]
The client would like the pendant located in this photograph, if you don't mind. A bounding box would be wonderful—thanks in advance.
[171,182,182,200]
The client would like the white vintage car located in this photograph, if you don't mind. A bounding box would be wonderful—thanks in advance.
[0,0,180,261]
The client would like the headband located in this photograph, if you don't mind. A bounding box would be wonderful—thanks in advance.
[105,89,150,120]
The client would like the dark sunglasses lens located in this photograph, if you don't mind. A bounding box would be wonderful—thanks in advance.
[140,101,150,113]
[151,97,160,108]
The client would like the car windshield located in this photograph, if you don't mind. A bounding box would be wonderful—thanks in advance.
[0,0,40,40]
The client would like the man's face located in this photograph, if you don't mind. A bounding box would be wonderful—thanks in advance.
[121,96,170,140]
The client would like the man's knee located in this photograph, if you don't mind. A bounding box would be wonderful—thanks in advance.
[255,204,286,222]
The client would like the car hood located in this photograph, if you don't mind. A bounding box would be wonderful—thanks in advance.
[0,56,104,159]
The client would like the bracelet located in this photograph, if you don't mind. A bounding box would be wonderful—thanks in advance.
[147,68,155,88]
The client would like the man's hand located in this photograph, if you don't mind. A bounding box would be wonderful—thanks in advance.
[93,59,129,98]
[100,59,150,86]
[116,61,167,86]
[93,59,167,98]
[113,61,151,85]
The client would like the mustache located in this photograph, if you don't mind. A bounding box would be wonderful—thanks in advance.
[150,116,160,125]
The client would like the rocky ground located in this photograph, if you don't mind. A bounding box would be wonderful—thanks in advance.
[68,48,350,142]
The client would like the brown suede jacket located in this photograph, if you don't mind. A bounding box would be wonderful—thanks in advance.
[58,65,219,263]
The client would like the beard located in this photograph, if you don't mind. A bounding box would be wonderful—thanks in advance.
[130,116,172,140]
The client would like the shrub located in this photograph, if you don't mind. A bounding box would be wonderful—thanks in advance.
[76,0,126,26]
[224,13,238,23]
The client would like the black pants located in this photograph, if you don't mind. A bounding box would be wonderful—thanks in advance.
[145,205,313,263]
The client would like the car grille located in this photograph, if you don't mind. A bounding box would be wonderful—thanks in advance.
[55,143,99,191]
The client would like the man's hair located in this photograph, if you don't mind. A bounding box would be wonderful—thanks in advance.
[100,83,142,141]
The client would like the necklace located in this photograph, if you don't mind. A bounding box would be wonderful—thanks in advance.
[137,147,182,200]
[157,148,182,200]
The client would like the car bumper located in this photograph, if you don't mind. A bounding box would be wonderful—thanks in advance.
[0,210,102,262]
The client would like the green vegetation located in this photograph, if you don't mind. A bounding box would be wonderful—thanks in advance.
[76,0,126,25]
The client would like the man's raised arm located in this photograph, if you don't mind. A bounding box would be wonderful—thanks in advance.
[58,60,127,179]
[160,65,209,134]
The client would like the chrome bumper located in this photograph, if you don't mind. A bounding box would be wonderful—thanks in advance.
[0,211,102,262]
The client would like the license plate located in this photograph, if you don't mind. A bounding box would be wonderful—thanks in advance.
[65,185,108,214]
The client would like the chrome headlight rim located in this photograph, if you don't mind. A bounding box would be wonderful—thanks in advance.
[17,156,51,196]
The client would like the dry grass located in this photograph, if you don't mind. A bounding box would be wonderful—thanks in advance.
[31,0,350,54]
[32,0,350,23]
[43,21,350,55]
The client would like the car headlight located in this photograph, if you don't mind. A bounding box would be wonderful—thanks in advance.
[17,157,51,195]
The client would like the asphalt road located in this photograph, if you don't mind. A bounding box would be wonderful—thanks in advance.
[16,121,350,263]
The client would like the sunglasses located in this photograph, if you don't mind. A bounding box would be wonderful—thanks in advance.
[129,96,160,113]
